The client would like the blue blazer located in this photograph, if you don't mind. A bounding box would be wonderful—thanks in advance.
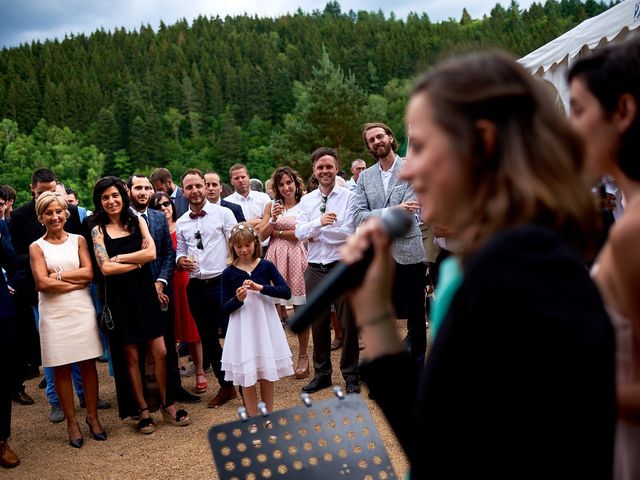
[0,220,18,319]
[220,199,245,223]
[145,209,175,288]
[173,187,190,218]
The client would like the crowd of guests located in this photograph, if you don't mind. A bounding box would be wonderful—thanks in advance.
[0,39,639,479]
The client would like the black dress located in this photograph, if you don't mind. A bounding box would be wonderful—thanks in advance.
[103,225,164,418]
[104,226,163,345]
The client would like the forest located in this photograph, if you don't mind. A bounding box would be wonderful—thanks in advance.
[0,0,615,206]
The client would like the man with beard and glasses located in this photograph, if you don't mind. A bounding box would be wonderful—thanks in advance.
[175,169,238,408]
[128,174,200,404]
[353,122,428,365]
[150,168,189,218]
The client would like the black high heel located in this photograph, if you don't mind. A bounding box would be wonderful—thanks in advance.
[137,406,155,434]
[85,417,107,441]
[68,422,84,449]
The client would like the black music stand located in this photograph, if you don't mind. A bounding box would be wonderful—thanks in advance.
[209,387,397,479]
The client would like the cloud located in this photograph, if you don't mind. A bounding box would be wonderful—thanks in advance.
[0,0,537,49]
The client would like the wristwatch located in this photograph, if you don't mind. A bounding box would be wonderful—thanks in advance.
[268,217,277,225]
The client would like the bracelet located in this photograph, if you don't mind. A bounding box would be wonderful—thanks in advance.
[359,310,395,328]
[55,271,62,281]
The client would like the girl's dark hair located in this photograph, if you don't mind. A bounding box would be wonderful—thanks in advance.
[270,166,304,203]
[150,192,177,222]
[89,176,138,233]
[568,38,640,181]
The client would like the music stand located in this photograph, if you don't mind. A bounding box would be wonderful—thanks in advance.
[209,386,397,479]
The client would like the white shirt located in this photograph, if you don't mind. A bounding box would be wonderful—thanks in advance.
[225,190,271,221]
[346,177,358,193]
[175,201,236,279]
[295,186,355,264]
[378,156,398,196]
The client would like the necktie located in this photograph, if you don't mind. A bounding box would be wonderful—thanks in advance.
[189,210,207,219]
[141,213,149,225]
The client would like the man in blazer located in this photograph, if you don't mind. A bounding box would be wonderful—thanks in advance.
[204,172,246,223]
[128,174,200,404]
[150,167,189,217]
[353,123,428,363]
[9,168,99,422]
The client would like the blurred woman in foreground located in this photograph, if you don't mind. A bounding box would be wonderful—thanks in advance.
[343,52,616,478]
[569,39,640,480]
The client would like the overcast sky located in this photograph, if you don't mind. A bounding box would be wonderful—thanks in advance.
[0,0,538,49]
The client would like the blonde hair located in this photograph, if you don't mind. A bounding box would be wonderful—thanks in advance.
[227,223,262,263]
[35,192,70,222]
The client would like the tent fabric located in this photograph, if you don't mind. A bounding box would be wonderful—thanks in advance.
[519,0,640,109]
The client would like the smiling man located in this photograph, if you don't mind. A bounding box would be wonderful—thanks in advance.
[295,147,359,394]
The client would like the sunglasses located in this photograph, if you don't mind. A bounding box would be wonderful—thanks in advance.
[195,230,203,250]
[319,194,328,213]
[151,200,172,210]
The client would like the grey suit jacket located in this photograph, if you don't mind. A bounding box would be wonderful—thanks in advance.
[352,156,426,265]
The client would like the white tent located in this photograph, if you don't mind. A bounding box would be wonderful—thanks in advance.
[519,0,640,111]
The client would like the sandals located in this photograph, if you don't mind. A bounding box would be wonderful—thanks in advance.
[161,403,191,427]
[194,372,208,394]
[137,407,155,434]
[295,355,310,380]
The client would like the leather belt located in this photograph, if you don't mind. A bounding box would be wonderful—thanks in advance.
[308,261,339,270]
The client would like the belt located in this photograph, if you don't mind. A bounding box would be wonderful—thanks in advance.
[308,261,339,270]
[190,275,221,286]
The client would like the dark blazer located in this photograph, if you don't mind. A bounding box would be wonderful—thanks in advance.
[144,209,175,287]
[0,220,17,319]
[220,199,245,223]
[172,187,189,218]
[9,200,83,304]
[362,225,616,479]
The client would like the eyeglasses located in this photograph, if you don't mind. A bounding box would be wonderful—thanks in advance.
[151,200,172,210]
[319,194,328,213]
[194,230,203,250]
[367,133,388,145]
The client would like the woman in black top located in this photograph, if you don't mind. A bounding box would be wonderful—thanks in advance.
[342,52,615,479]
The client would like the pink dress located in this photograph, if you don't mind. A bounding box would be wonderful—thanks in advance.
[265,204,307,305]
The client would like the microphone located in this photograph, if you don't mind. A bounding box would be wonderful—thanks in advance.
[287,208,413,334]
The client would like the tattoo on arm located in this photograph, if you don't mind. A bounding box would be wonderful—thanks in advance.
[91,226,110,267]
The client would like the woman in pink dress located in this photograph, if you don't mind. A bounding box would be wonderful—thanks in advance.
[150,192,207,394]
[257,167,309,379]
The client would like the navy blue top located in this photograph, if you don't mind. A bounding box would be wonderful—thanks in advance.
[222,259,291,315]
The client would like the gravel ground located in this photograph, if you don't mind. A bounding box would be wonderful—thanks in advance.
[5,322,410,479]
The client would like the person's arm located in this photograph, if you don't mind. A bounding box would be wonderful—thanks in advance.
[46,236,93,285]
[156,216,175,285]
[295,200,323,241]
[90,226,139,276]
[221,268,246,315]
[609,219,640,424]
[113,217,156,265]
[245,261,291,299]
[352,176,377,225]
[30,242,84,293]
[320,192,357,245]
[257,202,274,242]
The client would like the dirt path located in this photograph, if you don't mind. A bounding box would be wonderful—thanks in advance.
[5,323,409,479]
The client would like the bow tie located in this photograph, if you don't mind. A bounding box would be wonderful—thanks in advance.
[189,210,207,219]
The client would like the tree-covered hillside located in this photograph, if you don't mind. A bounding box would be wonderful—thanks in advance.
[0,0,614,205]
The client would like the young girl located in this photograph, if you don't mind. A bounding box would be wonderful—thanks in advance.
[221,223,294,416]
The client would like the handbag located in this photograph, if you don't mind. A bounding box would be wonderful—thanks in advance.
[100,281,115,331]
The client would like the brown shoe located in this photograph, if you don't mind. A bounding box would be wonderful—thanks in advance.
[12,391,34,406]
[0,440,20,468]
[207,387,237,408]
